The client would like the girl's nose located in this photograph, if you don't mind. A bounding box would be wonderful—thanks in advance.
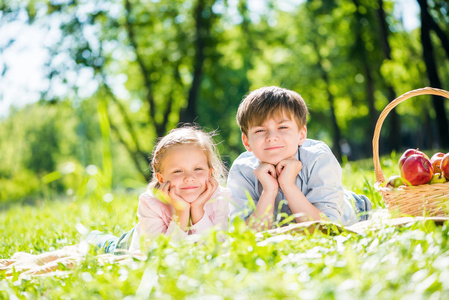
[184,173,195,182]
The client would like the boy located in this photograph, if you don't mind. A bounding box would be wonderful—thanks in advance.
[227,86,371,228]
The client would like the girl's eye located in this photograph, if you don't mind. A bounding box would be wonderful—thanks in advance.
[173,170,182,174]
[195,168,203,171]
[279,126,288,129]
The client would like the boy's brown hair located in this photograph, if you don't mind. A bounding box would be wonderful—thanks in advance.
[237,86,308,136]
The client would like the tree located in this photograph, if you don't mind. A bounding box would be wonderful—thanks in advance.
[178,0,219,124]
[2,0,228,181]
[1,0,448,182]
[376,0,401,151]
[417,0,449,148]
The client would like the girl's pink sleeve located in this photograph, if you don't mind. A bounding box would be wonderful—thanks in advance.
[190,187,230,234]
[137,192,188,240]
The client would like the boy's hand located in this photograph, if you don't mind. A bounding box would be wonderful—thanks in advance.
[191,177,219,209]
[276,157,302,190]
[254,162,279,193]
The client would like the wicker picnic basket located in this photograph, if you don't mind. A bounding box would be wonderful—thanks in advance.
[373,87,449,217]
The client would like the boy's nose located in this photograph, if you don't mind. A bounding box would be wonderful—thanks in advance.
[266,131,279,142]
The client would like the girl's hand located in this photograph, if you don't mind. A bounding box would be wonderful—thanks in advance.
[191,177,219,209]
[254,162,279,194]
[159,182,190,213]
[190,177,218,225]
[276,158,302,190]
[159,181,190,231]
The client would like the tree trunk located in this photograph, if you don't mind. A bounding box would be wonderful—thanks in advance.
[418,0,449,148]
[99,79,151,182]
[327,89,343,162]
[352,0,378,155]
[427,6,449,61]
[124,0,169,137]
[92,52,151,182]
[109,121,150,182]
[313,42,343,162]
[377,0,400,152]
[180,0,207,124]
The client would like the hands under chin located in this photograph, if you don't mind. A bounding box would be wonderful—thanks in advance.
[276,157,302,190]
[255,157,302,193]
[159,177,219,210]
[189,177,219,209]
[158,181,190,212]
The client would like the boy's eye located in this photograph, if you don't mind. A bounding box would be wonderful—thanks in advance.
[195,167,203,171]
[279,126,288,129]
[254,129,265,133]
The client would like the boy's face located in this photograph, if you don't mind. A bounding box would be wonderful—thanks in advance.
[242,112,307,165]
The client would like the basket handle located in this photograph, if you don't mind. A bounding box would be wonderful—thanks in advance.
[373,87,449,185]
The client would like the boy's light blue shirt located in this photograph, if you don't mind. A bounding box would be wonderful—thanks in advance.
[227,138,357,225]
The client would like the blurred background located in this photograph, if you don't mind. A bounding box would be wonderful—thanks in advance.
[0,0,448,205]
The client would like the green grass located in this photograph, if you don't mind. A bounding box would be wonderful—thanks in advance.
[1,154,449,299]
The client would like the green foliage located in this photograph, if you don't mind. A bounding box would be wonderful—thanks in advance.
[0,102,76,203]
[0,100,142,205]
[0,169,41,204]
[1,0,449,191]
[3,0,448,176]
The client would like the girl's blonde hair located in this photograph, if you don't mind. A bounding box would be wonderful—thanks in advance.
[148,125,226,189]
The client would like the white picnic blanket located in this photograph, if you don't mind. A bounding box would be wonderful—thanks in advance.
[0,244,144,282]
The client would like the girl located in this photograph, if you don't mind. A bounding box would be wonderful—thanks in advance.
[1,126,231,277]
[91,126,231,254]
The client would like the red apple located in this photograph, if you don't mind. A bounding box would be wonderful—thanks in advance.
[398,149,429,169]
[400,154,434,186]
[441,153,449,180]
[430,152,445,173]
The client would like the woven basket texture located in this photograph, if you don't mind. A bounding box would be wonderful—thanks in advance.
[373,87,449,216]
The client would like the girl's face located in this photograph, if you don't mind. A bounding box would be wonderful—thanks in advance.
[156,144,212,203]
